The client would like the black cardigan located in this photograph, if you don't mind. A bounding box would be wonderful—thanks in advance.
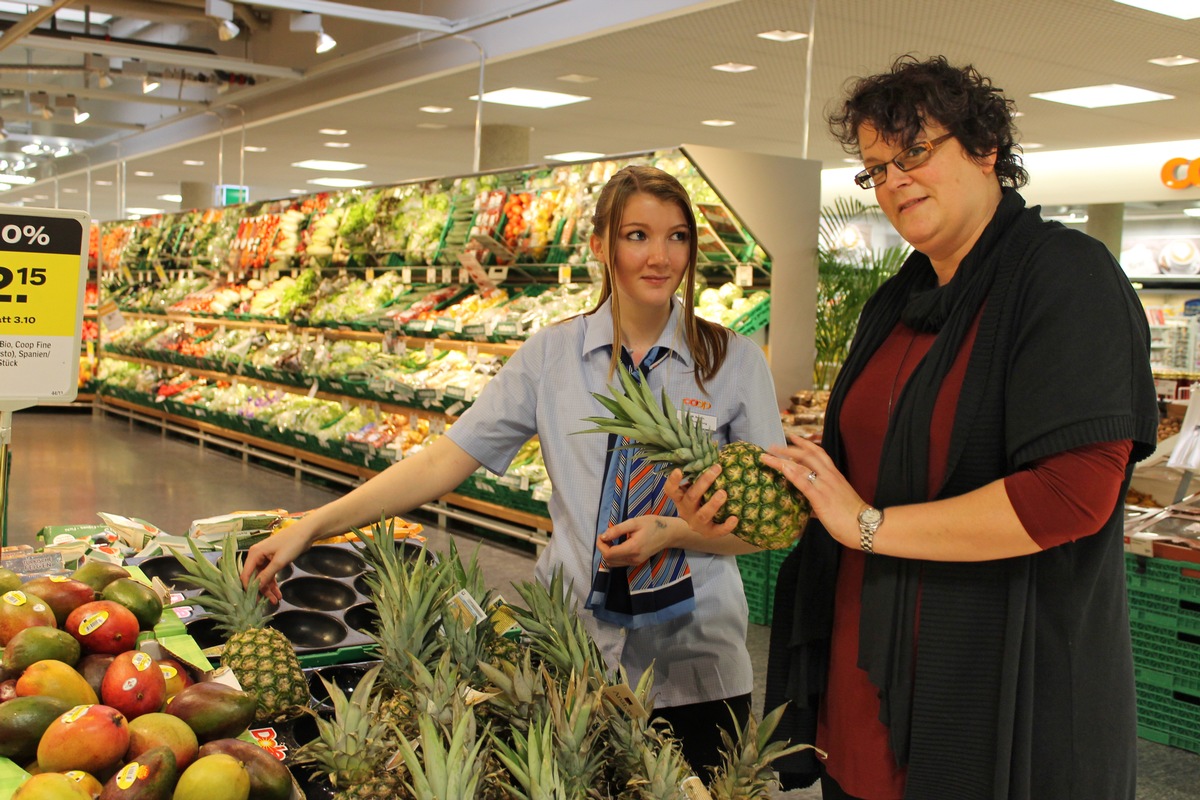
[766,192,1159,799]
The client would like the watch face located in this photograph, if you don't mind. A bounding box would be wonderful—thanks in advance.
[859,507,883,526]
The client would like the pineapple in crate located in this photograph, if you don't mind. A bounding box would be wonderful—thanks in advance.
[171,536,310,721]
[579,363,810,550]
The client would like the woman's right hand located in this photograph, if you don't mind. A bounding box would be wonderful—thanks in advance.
[665,465,739,538]
[240,523,315,603]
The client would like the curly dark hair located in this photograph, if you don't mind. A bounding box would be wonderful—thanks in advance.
[828,54,1028,188]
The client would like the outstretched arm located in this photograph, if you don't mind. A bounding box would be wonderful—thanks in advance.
[241,435,482,599]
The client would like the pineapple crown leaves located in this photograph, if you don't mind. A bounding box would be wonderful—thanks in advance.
[575,362,717,478]
[509,569,608,680]
[168,534,271,635]
[393,709,489,800]
[490,718,565,800]
[295,663,394,783]
[706,703,827,800]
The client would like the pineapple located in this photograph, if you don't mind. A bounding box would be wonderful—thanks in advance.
[172,536,310,721]
[294,663,408,800]
[579,363,810,550]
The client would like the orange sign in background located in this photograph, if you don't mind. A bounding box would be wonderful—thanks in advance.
[1162,157,1200,189]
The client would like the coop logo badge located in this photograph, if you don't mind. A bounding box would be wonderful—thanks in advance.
[1162,157,1200,189]
[682,398,712,410]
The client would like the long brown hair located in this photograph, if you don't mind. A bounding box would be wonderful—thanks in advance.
[585,164,730,389]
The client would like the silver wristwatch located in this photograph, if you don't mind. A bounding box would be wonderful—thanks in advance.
[858,506,883,554]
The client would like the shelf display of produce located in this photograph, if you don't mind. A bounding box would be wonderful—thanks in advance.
[91,147,817,544]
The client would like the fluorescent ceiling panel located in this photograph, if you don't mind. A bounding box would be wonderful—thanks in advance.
[1112,0,1200,19]
[307,177,372,188]
[1029,84,1174,108]
[292,159,365,171]
[471,87,590,109]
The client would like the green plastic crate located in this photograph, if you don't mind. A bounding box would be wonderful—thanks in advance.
[1135,677,1200,754]
[1125,552,1200,602]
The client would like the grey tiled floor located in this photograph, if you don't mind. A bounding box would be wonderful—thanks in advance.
[5,408,1198,799]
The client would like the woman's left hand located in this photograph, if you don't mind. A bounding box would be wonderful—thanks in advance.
[761,433,867,549]
[597,515,683,567]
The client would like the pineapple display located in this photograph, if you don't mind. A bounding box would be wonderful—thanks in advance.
[171,536,311,721]
[579,363,810,550]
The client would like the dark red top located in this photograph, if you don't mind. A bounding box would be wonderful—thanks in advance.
[818,319,1132,798]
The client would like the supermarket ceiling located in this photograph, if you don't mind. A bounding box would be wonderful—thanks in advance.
[0,0,1198,221]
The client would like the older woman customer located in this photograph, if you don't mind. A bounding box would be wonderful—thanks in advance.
[673,55,1159,799]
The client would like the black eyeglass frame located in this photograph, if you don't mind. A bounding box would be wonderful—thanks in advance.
[853,133,956,189]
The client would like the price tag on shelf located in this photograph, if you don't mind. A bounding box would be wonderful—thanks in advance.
[466,344,478,361]
[441,266,454,284]
[365,268,375,282]
[425,267,437,283]
[97,299,125,333]
[558,265,572,284]
[424,341,435,360]
[402,267,412,284]
[735,264,754,287]
[0,208,90,405]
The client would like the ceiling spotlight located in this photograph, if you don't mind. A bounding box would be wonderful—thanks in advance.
[97,73,114,89]
[290,12,336,54]
[143,76,160,94]
[217,19,239,40]
[73,109,90,124]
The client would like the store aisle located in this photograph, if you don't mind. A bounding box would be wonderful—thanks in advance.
[5,407,1198,799]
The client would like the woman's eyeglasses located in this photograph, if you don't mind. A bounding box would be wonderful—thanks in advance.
[854,133,956,189]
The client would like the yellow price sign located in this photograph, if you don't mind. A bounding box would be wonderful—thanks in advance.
[0,208,89,404]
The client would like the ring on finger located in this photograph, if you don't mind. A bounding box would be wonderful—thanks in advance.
[807,470,818,484]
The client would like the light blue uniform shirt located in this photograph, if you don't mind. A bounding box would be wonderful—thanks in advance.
[447,296,785,707]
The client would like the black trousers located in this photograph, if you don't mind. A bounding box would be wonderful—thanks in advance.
[653,693,752,779]
[820,772,867,800]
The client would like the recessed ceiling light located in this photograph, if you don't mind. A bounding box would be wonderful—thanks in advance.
[291,159,366,171]
[133,170,154,177]
[62,187,78,194]
[1012,110,1025,118]
[1029,84,1174,108]
[1021,142,1044,149]
[842,158,861,164]
[471,87,590,109]
[1112,1,1200,20]
[95,179,113,186]
[417,123,447,130]
[557,73,598,83]
[243,146,267,153]
[182,159,205,166]
[1,175,35,185]
[545,151,605,162]
[157,193,182,202]
[712,62,757,73]
[323,142,351,148]
[306,177,372,188]
[419,105,453,114]
[126,207,163,215]
[702,119,736,127]
[318,128,347,135]
[1149,54,1200,66]
[757,29,807,42]
[1184,207,1200,217]
[0,184,12,192]
[290,189,307,194]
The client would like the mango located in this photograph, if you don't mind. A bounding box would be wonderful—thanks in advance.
[198,739,292,800]
[127,712,200,771]
[172,754,249,800]
[37,703,130,775]
[66,600,140,656]
[101,651,166,720]
[102,580,163,632]
[100,745,178,800]
[12,773,93,800]
[0,567,20,593]
[16,659,99,707]
[4,625,82,672]
[165,682,256,742]
[0,590,57,646]
[71,561,132,593]
[63,772,104,800]
[0,694,71,763]
[21,577,97,627]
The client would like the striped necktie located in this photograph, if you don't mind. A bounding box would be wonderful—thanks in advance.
[586,346,696,628]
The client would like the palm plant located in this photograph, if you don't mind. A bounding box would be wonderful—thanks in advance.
[814,197,909,389]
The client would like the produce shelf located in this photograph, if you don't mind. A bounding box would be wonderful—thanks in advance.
[95,394,551,549]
